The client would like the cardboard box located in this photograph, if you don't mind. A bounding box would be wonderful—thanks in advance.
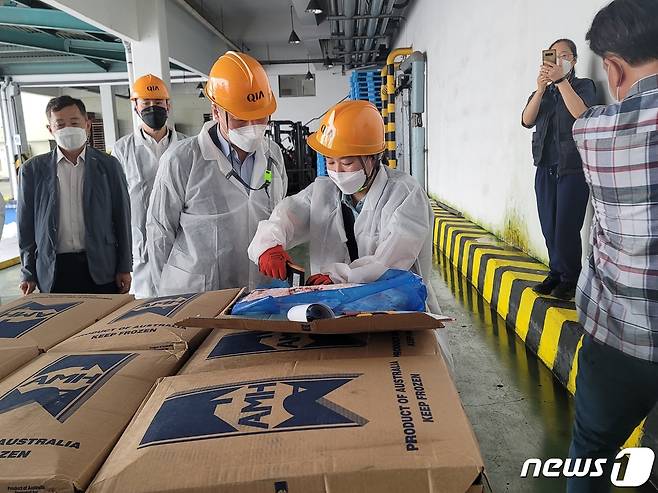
[0,294,132,353]
[89,355,485,493]
[51,290,241,353]
[178,310,451,335]
[180,329,443,374]
[0,349,183,493]
[0,343,40,381]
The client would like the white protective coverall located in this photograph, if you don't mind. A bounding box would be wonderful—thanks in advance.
[248,164,452,368]
[147,120,287,295]
[114,127,186,298]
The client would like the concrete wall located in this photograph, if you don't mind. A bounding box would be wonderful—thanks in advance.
[266,64,350,131]
[395,0,611,264]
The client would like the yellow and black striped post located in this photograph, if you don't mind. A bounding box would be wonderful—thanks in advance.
[384,48,412,168]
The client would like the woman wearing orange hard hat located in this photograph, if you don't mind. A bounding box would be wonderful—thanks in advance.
[113,73,187,298]
[248,100,442,315]
[146,52,287,295]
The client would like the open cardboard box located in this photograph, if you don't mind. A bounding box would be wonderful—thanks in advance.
[180,328,445,374]
[176,288,451,335]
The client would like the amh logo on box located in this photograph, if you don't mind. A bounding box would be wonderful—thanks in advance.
[0,353,136,422]
[139,374,368,448]
[111,293,201,322]
[208,331,366,359]
[0,301,81,338]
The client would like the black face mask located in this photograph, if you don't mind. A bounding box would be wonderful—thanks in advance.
[139,105,168,130]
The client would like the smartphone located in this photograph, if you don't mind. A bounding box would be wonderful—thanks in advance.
[286,262,305,287]
[542,49,557,65]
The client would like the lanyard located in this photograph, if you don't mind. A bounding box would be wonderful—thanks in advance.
[209,123,273,196]
[225,156,274,195]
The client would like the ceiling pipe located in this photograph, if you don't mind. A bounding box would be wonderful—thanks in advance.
[335,50,379,56]
[354,0,367,59]
[342,0,357,68]
[371,0,398,63]
[260,58,326,65]
[320,0,343,64]
[325,14,403,20]
[330,35,389,40]
[361,0,385,65]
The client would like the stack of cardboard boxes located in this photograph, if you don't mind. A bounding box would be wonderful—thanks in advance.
[0,291,239,493]
[0,289,486,493]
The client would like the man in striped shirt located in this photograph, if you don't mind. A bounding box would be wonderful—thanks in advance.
[568,1,658,491]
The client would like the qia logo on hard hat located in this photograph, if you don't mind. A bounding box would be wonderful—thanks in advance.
[0,301,82,338]
[147,85,160,92]
[0,353,136,422]
[207,331,366,359]
[138,374,368,448]
[246,90,265,103]
[110,293,201,323]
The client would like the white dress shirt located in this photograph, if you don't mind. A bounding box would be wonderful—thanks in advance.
[56,146,86,253]
[141,128,171,161]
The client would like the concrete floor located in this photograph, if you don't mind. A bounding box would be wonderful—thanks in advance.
[0,253,655,492]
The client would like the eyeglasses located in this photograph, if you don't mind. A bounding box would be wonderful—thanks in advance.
[558,54,575,61]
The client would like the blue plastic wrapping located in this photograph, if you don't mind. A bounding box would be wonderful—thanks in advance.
[232,269,427,316]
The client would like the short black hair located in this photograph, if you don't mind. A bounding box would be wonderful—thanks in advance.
[586,0,658,65]
[45,95,87,120]
[550,38,578,59]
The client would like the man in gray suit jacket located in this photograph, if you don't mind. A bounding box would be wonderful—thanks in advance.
[18,95,132,295]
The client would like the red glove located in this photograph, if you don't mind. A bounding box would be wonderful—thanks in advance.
[306,273,333,286]
[258,245,292,280]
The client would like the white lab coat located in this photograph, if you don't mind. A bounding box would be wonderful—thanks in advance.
[248,165,453,367]
[146,120,287,296]
[113,127,187,298]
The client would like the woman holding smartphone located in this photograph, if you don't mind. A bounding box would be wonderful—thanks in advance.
[522,39,597,300]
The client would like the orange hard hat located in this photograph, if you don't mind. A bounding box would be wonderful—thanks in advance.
[307,100,385,158]
[204,51,277,121]
[130,74,170,100]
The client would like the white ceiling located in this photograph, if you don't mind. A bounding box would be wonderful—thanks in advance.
[184,0,331,62]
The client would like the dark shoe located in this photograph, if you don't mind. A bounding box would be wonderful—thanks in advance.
[532,276,560,295]
[551,281,576,300]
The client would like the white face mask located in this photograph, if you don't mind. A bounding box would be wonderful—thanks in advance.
[328,169,367,195]
[53,127,87,151]
[228,124,267,153]
[561,59,573,76]
[605,62,622,102]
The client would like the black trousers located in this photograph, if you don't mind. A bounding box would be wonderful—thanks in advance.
[51,252,118,294]
[534,167,590,284]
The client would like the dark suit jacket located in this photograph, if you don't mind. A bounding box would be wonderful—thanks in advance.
[17,146,132,292]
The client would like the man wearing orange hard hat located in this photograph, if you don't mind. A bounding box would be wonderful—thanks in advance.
[113,74,187,298]
[146,51,287,295]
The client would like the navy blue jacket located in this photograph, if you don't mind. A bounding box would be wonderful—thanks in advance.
[522,76,597,176]
[17,146,132,292]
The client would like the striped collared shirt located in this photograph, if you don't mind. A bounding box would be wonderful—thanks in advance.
[572,74,658,362]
